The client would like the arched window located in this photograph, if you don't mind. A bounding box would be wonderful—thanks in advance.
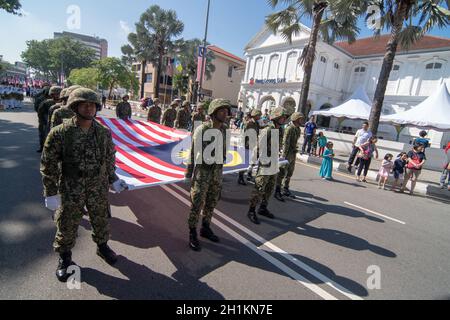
[350,65,367,92]
[316,55,328,86]
[268,55,279,79]
[285,52,298,81]
[253,57,263,80]
[387,64,401,95]
[426,62,442,70]
[420,61,445,95]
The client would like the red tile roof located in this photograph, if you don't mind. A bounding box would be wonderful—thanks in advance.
[334,35,450,57]
[207,45,246,64]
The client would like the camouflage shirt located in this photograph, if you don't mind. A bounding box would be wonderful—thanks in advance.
[175,108,191,130]
[51,106,75,129]
[186,120,228,178]
[258,123,284,168]
[162,108,177,128]
[147,105,162,124]
[191,112,206,123]
[282,124,301,158]
[38,99,57,124]
[243,119,260,150]
[116,102,132,120]
[40,117,118,197]
[48,103,63,124]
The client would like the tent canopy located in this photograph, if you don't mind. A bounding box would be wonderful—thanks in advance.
[310,86,372,120]
[380,82,450,131]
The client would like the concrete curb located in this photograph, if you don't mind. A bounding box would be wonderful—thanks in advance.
[296,154,450,200]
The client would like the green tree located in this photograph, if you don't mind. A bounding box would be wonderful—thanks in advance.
[21,37,96,82]
[94,57,135,99]
[175,38,216,102]
[172,73,190,97]
[266,0,364,116]
[121,5,184,98]
[367,0,450,134]
[68,68,99,90]
[0,0,21,15]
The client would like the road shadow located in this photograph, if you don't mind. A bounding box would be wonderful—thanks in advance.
[81,255,224,300]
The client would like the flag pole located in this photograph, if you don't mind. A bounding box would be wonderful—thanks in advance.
[197,0,211,103]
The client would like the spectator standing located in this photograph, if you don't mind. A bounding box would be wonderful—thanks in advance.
[319,142,335,180]
[318,132,328,157]
[378,154,394,190]
[400,144,427,195]
[347,122,373,173]
[302,116,317,155]
[439,142,450,191]
[355,136,379,182]
[391,152,408,191]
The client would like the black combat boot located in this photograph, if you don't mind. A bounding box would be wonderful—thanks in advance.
[97,243,118,265]
[247,207,260,225]
[238,173,247,186]
[56,251,74,283]
[274,187,285,202]
[258,205,275,219]
[189,228,202,252]
[200,220,220,243]
[282,188,295,199]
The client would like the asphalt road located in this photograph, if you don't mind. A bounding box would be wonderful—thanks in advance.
[0,104,449,300]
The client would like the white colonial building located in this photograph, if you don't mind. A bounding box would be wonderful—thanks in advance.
[239,24,450,144]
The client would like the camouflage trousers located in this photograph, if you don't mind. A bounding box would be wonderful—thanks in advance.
[53,181,110,253]
[250,173,277,208]
[188,165,223,229]
[276,155,297,190]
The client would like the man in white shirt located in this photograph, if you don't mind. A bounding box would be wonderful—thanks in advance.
[347,121,373,172]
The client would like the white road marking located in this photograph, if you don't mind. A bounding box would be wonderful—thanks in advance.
[344,202,406,225]
[166,184,364,300]
[160,184,337,300]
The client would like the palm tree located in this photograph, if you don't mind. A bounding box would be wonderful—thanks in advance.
[266,0,365,116]
[121,5,184,99]
[172,73,190,97]
[175,38,216,102]
[367,0,450,134]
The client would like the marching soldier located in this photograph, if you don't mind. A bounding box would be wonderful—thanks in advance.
[247,107,287,225]
[185,99,231,252]
[238,109,262,185]
[191,102,206,132]
[275,112,304,201]
[175,101,191,130]
[147,98,162,124]
[40,88,128,282]
[47,86,82,132]
[162,101,178,128]
[37,86,62,153]
[34,86,50,113]
[116,94,132,120]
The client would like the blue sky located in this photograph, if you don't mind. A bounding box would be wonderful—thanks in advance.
[1,0,449,63]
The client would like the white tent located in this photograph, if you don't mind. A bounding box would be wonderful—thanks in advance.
[380,82,450,131]
[310,86,372,120]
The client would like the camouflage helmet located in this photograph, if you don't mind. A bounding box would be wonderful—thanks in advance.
[170,101,178,107]
[251,109,262,118]
[182,101,190,107]
[197,102,205,110]
[49,86,62,97]
[270,107,287,120]
[60,85,82,100]
[208,99,231,116]
[59,88,68,99]
[290,112,305,122]
[154,98,160,104]
[67,88,101,112]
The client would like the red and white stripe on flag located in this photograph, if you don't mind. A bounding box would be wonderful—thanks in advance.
[96,117,190,190]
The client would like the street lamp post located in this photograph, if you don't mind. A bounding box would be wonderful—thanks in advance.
[197,0,211,103]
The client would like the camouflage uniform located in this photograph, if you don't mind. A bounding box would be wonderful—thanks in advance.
[147,104,162,124]
[175,103,191,130]
[48,86,82,126]
[276,118,302,191]
[116,101,132,120]
[38,86,62,150]
[162,106,177,128]
[34,87,49,112]
[186,100,230,232]
[40,90,118,254]
[51,106,75,129]
[191,103,206,132]
[249,108,286,209]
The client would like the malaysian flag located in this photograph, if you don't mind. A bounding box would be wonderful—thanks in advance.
[96,117,251,191]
